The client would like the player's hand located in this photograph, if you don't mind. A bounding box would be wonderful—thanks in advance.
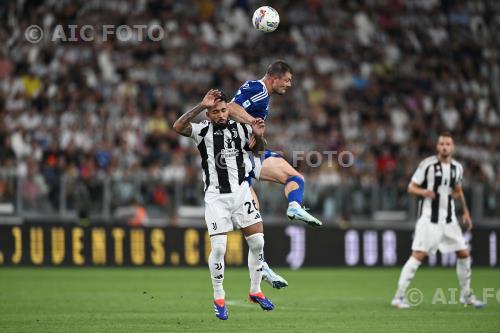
[462,211,473,231]
[422,190,436,199]
[200,89,222,109]
[251,118,265,137]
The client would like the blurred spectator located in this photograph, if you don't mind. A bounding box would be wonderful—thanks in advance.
[0,0,498,219]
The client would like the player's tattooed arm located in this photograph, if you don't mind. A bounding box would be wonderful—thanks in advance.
[250,119,266,155]
[174,89,222,137]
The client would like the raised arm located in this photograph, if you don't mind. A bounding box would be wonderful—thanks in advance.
[227,101,256,125]
[173,89,221,137]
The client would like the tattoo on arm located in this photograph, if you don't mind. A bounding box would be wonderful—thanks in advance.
[251,135,266,155]
[173,104,205,137]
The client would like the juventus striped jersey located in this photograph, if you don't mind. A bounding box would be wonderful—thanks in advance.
[233,80,269,120]
[411,156,464,223]
[190,120,254,194]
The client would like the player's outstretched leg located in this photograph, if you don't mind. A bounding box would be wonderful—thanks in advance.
[259,155,322,227]
[456,250,485,308]
[209,234,229,320]
[391,253,423,309]
[262,261,288,289]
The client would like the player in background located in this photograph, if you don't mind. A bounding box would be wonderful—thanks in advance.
[227,61,322,289]
[228,60,322,229]
[173,89,275,320]
[391,133,484,309]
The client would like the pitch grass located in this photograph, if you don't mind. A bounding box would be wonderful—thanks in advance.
[0,267,499,332]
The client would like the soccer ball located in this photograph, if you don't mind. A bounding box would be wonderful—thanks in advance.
[252,6,280,33]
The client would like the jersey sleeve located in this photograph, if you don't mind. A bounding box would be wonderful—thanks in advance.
[190,120,209,145]
[411,161,427,185]
[233,81,267,114]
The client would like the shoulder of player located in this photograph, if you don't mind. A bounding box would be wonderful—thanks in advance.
[241,80,267,96]
[192,120,211,137]
[451,158,463,171]
[418,155,438,168]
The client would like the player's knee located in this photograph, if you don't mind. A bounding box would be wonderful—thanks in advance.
[246,233,265,253]
[286,174,304,186]
[412,251,426,261]
[456,250,469,258]
[210,235,227,258]
[211,243,226,258]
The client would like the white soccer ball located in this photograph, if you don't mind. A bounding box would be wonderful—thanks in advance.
[252,6,280,33]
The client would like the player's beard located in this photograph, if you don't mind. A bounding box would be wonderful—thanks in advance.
[273,88,286,95]
[213,119,228,129]
[439,150,451,159]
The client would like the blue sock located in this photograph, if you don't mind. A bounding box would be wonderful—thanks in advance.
[286,176,304,205]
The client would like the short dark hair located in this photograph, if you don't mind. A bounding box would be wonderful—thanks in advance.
[266,60,293,76]
[214,91,227,103]
[438,131,453,139]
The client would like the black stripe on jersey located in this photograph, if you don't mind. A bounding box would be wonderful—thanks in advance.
[241,123,249,140]
[213,127,231,194]
[229,122,246,185]
[430,162,442,223]
[198,140,210,191]
[197,124,211,191]
[241,124,251,151]
[446,164,457,223]
[418,165,431,218]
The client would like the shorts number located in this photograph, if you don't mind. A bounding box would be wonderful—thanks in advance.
[212,222,217,230]
[245,200,258,214]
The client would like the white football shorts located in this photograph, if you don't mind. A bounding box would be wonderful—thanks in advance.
[204,181,263,236]
[411,217,468,255]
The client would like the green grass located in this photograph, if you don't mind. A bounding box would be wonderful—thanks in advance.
[0,267,499,332]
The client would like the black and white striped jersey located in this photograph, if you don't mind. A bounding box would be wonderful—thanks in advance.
[411,155,464,223]
[190,120,254,194]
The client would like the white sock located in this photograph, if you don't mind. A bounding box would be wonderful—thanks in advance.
[208,234,227,300]
[395,256,421,299]
[457,257,471,297]
[288,201,301,209]
[246,233,265,294]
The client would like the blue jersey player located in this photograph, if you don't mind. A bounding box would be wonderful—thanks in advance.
[227,60,323,289]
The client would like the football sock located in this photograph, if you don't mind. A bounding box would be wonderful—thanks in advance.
[395,256,421,299]
[286,176,304,206]
[246,233,265,294]
[209,234,227,300]
[457,256,471,297]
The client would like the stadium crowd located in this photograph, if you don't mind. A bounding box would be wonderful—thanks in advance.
[0,0,499,220]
